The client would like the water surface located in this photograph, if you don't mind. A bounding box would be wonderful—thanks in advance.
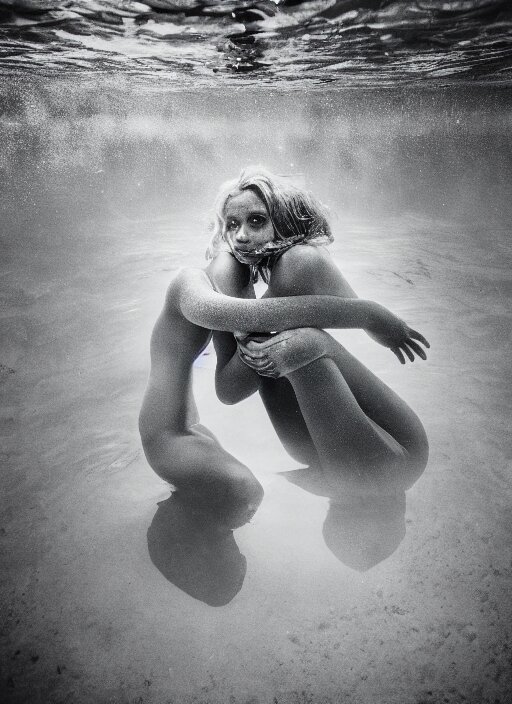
[1,0,511,87]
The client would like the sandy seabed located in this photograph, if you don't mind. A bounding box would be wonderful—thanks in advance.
[1,85,511,704]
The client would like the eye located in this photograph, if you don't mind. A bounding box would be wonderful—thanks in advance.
[249,214,267,227]
[225,219,239,232]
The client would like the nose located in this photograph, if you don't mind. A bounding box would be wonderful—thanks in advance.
[235,225,249,244]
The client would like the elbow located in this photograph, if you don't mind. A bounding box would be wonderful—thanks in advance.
[219,395,240,406]
[215,385,241,406]
[215,377,250,405]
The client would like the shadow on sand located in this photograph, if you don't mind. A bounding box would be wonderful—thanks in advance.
[147,494,247,606]
[281,467,411,572]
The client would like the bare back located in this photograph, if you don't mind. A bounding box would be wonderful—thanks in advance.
[139,276,212,437]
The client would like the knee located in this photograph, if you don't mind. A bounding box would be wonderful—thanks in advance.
[228,472,264,509]
[139,431,169,480]
[402,436,429,490]
[222,471,264,528]
[399,420,429,489]
[282,438,318,466]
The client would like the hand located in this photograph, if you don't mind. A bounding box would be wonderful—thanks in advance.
[237,328,327,378]
[370,305,430,364]
[234,330,264,343]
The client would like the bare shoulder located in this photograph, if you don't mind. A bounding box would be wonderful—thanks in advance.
[270,244,343,296]
[165,267,207,305]
[167,266,206,289]
[276,244,336,273]
[270,245,356,297]
[206,252,252,296]
[152,268,208,345]
[280,242,330,264]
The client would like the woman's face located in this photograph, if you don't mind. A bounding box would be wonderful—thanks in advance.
[223,189,275,264]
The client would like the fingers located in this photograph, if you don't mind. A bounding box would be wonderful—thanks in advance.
[409,328,430,349]
[238,350,266,368]
[238,347,273,370]
[401,344,415,363]
[247,331,293,350]
[393,339,429,364]
[238,350,277,376]
[239,355,269,372]
[238,341,267,359]
[391,348,406,364]
[239,334,290,357]
[257,365,278,376]
[406,338,427,360]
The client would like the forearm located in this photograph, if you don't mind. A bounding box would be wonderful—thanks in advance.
[215,353,260,405]
[239,327,345,380]
[219,295,380,333]
[178,271,383,333]
[212,330,260,405]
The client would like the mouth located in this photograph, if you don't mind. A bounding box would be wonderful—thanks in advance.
[233,247,262,258]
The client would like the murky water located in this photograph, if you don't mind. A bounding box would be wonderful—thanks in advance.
[1,59,512,704]
[1,85,511,483]
[1,0,511,87]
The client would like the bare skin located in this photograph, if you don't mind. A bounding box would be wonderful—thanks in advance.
[213,190,429,497]
[139,249,423,526]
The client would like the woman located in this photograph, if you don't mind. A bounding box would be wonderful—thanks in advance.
[139,172,428,529]
[208,168,430,500]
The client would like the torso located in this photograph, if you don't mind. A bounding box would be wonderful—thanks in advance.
[147,256,251,433]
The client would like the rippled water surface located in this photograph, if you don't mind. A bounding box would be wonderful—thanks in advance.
[1,0,511,88]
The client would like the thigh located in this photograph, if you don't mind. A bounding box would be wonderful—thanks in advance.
[268,250,426,460]
[329,343,429,473]
[164,425,255,491]
[286,356,425,495]
[259,337,427,479]
[258,377,318,466]
[153,425,264,526]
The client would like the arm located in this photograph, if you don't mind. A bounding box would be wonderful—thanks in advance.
[238,317,428,382]
[211,250,358,403]
[250,245,429,364]
[212,246,358,403]
[238,328,331,379]
[205,252,261,405]
[212,331,260,404]
[174,267,390,335]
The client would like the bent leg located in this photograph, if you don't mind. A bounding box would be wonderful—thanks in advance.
[325,341,429,474]
[142,424,264,528]
[258,334,428,492]
[256,247,356,464]
[286,350,427,495]
[259,376,318,466]
[258,250,428,492]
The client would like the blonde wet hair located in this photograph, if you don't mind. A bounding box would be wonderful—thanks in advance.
[206,166,333,282]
